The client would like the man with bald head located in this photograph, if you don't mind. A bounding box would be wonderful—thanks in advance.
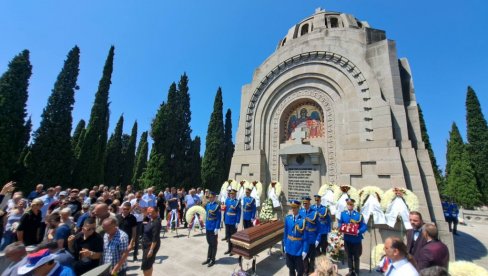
[93,203,117,235]
[102,217,129,276]
[416,223,449,271]
[2,242,29,276]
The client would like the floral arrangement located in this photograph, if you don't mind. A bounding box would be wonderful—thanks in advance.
[449,261,488,276]
[359,186,384,207]
[251,181,263,198]
[333,185,359,203]
[371,243,385,267]
[268,181,282,197]
[259,198,275,222]
[318,182,338,197]
[185,205,206,229]
[326,228,345,263]
[221,179,237,194]
[238,179,250,189]
[381,187,419,211]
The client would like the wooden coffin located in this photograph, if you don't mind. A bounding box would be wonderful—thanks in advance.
[230,220,284,258]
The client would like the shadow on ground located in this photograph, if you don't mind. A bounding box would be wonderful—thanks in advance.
[454,230,488,261]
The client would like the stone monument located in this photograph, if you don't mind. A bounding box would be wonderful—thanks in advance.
[229,8,453,257]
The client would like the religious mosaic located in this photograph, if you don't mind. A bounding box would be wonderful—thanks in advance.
[285,103,324,141]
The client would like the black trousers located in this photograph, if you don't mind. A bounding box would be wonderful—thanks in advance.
[225,224,237,251]
[243,220,253,229]
[316,234,328,255]
[206,230,218,261]
[304,243,316,274]
[344,241,362,274]
[134,221,143,258]
[447,217,459,233]
[286,253,304,276]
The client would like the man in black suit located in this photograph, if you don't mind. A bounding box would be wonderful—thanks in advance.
[416,223,449,271]
[406,211,427,261]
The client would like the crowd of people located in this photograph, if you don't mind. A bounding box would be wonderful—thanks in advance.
[0,181,205,276]
[0,180,456,276]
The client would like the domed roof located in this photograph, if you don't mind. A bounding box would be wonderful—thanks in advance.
[277,8,381,49]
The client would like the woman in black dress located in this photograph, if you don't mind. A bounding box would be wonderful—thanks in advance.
[141,207,162,276]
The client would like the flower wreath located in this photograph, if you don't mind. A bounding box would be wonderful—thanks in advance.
[333,185,359,203]
[185,205,206,227]
[268,181,282,198]
[449,261,488,276]
[381,187,419,211]
[371,243,385,267]
[238,179,250,190]
[250,180,263,198]
[358,186,384,207]
[318,182,338,197]
[220,179,237,194]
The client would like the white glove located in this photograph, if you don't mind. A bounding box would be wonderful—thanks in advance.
[236,223,239,228]
[283,246,286,253]
[315,241,319,248]
[302,252,307,260]
[214,229,218,235]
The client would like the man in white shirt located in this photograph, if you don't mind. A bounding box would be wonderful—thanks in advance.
[130,191,147,261]
[383,236,419,276]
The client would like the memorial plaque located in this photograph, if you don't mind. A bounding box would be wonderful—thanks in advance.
[287,167,314,200]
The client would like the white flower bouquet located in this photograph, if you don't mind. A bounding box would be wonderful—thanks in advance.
[326,228,345,263]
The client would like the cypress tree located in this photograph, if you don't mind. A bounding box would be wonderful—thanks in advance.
[0,50,32,185]
[132,131,148,189]
[141,149,167,189]
[445,122,482,208]
[201,87,225,192]
[417,104,443,188]
[223,108,234,180]
[73,46,114,187]
[465,86,488,202]
[27,46,80,187]
[72,119,86,152]
[176,73,192,188]
[120,121,137,186]
[104,115,124,187]
[187,136,202,187]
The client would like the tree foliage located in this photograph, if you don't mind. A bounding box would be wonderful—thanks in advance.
[201,87,225,192]
[27,46,80,187]
[120,121,137,186]
[73,46,114,188]
[223,108,234,180]
[104,115,124,187]
[0,50,32,185]
[417,104,443,188]
[132,131,148,189]
[465,86,488,202]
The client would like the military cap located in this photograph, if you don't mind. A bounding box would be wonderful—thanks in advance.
[290,200,301,208]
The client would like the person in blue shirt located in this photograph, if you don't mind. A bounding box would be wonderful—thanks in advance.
[448,199,459,235]
[338,198,367,276]
[299,196,321,274]
[202,191,221,267]
[441,197,450,223]
[223,189,241,256]
[283,200,308,276]
[242,188,256,229]
[311,194,331,255]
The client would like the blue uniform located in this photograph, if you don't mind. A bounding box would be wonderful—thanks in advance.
[205,201,221,231]
[242,196,256,221]
[338,209,367,274]
[205,200,221,263]
[447,202,459,234]
[224,197,241,225]
[311,204,331,235]
[442,200,450,221]
[283,213,309,276]
[299,208,321,245]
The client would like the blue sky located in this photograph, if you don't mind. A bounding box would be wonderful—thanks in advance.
[1,1,487,172]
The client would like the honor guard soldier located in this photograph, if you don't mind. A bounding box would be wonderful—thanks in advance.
[242,188,257,229]
[299,196,321,275]
[283,200,309,276]
[442,197,450,223]
[338,198,367,276]
[448,199,459,234]
[312,194,331,255]
[224,189,241,255]
[202,191,221,267]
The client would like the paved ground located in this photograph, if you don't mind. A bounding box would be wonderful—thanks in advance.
[123,222,488,276]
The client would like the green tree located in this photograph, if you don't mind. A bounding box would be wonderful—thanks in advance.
[223,108,234,180]
[73,46,114,187]
[187,136,202,187]
[176,73,192,188]
[417,104,443,188]
[132,131,148,189]
[445,122,482,208]
[465,86,488,202]
[27,46,80,187]
[120,121,137,186]
[201,87,225,192]
[141,150,167,189]
[72,119,86,152]
[104,115,124,187]
[0,50,32,185]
